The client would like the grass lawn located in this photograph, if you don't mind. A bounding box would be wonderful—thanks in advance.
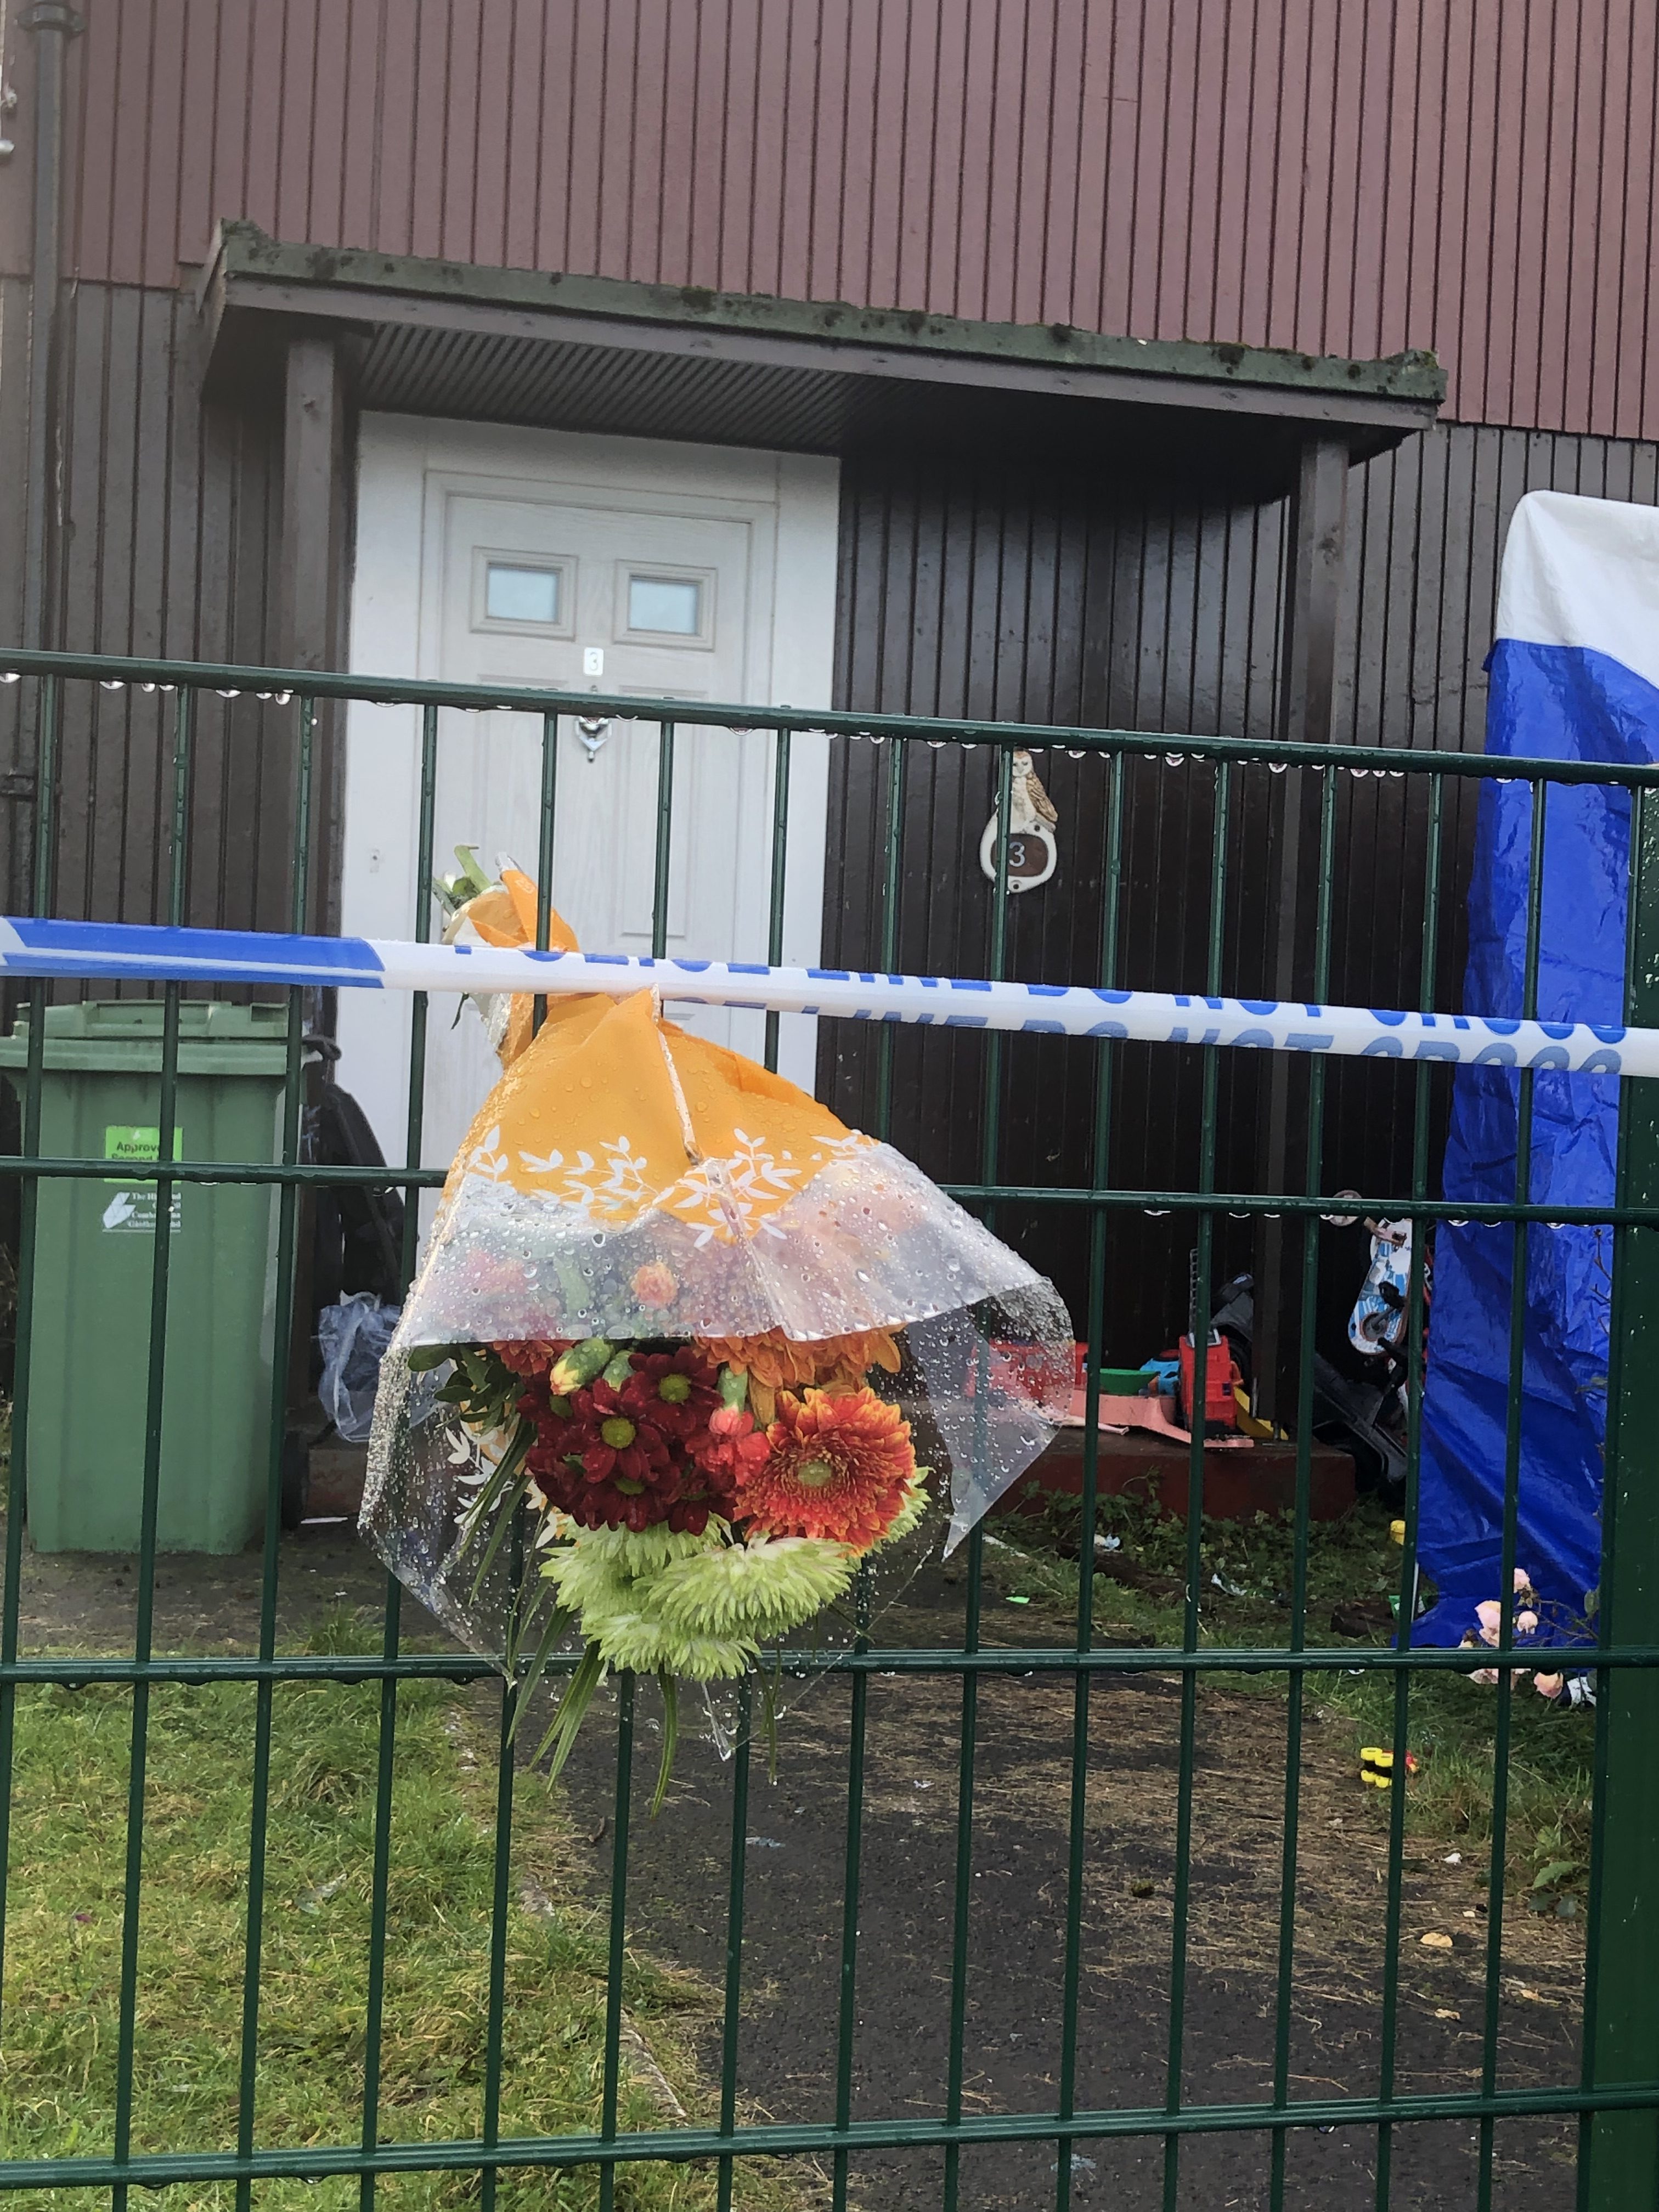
[981,1493,1596,1912]
[0,1612,799,2211]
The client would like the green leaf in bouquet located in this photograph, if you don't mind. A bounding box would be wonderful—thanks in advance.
[650,1670,680,1819]
[536,1641,608,1780]
[464,1419,538,1599]
[506,1587,575,1747]
[404,1341,459,1374]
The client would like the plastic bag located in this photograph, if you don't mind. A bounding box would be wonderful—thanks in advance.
[318,1291,402,1444]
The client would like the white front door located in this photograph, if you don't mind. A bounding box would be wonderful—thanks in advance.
[339,419,839,1187]
[438,493,764,978]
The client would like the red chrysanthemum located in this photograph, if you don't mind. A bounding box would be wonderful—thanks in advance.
[520,1347,732,1533]
[615,1346,721,1441]
[733,1386,916,1550]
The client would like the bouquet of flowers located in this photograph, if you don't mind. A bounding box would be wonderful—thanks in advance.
[363,868,1071,1802]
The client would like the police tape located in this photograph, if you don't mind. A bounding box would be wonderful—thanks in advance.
[0,914,1645,1077]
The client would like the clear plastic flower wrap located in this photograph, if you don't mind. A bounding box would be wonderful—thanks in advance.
[362,872,1073,1795]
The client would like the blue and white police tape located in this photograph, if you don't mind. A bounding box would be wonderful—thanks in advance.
[0,913,1644,1076]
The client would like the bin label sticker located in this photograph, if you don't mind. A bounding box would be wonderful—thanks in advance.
[102,1126,182,1235]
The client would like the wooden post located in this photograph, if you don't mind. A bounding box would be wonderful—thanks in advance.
[1254,435,1348,1423]
[278,331,352,1441]
[279,331,351,935]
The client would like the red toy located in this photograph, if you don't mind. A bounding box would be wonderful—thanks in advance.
[1178,1330,1240,1433]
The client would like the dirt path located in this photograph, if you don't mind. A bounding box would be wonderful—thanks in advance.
[550,1565,1585,2212]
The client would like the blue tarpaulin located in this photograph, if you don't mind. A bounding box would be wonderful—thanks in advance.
[1417,492,1659,1646]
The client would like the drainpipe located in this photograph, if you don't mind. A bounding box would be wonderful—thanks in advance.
[17,0,83,657]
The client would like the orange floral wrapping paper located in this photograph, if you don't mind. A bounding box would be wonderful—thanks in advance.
[398,884,1070,1364]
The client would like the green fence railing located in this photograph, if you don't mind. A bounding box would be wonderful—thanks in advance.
[0,647,1652,2210]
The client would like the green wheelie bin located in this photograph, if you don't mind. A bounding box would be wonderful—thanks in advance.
[0,1001,294,1553]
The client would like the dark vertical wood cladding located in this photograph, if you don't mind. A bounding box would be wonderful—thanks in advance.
[42,0,1659,441]
[822,450,1298,1356]
[0,280,35,909]
[821,421,1659,1348]
[0,281,293,936]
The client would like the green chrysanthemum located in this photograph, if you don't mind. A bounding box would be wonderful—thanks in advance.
[650,1536,857,1640]
[541,1521,724,1612]
[538,1543,634,1618]
[869,1469,932,1551]
[580,1522,726,1575]
[586,1607,758,1679]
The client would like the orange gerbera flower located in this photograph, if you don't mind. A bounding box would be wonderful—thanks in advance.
[698,1328,903,1422]
[735,1386,916,1551]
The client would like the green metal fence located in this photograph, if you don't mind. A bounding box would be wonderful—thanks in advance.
[0,647,1654,2208]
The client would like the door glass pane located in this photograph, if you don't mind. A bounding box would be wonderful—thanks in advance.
[486,562,560,624]
[628,574,702,635]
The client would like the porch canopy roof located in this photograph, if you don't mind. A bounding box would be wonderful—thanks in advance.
[199,223,1443,503]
